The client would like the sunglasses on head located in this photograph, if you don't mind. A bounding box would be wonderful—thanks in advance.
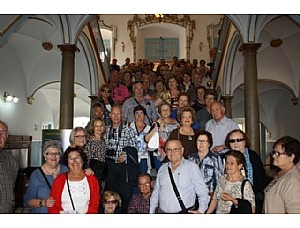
[228,138,245,143]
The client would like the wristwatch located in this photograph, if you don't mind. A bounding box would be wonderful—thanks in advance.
[39,199,43,207]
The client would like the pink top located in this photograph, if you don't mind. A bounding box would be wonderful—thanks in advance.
[113,84,130,104]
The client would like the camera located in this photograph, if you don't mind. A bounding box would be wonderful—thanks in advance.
[106,149,116,157]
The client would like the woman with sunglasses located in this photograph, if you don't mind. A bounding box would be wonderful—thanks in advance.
[263,136,300,213]
[49,146,99,214]
[224,129,267,213]
[99,190,121,214]
[98,84,115,126]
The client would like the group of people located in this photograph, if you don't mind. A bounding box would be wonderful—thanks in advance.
[0,57,299,214]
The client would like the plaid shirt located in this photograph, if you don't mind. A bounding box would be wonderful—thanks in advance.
[0,150,19,213]
[104,124,137,160]
[128,191,150,214]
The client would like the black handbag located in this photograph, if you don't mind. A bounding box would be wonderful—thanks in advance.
[229,179,253,214]
[89,159,107,181]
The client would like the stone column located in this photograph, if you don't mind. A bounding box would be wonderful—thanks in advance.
[57,44,79,129]
[239,43,261,153]
[221,95,233,118]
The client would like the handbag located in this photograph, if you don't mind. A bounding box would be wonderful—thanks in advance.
[148,131,159,150]
[229,179,253,214]
[89,159,107,181]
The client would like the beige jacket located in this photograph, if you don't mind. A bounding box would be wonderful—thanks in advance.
[264,166,300,213]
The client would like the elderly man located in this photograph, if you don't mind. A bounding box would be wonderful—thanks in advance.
[0,120,19,213]
[104,105,138,214]
[205,101,239,154]
[150,140,209,214]
[122,81,158,126]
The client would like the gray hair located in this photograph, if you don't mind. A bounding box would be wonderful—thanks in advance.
[69,126,86,145]
[43,140,62,155]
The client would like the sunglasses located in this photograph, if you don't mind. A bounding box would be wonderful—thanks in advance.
[228,138,245,143]
[101,89,111,93]
[104,200,118,205]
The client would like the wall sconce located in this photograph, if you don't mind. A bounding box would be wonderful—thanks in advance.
[4,91,19,103]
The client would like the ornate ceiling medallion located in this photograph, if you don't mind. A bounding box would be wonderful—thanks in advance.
[42,42,53,51]
[270,38,282,48]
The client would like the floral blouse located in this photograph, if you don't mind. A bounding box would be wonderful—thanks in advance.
[213,175,255,214]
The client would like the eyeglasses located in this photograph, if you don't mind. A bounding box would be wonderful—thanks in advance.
[228,138,245,143]
[45,152,61,157]
[197,140,209,144]
[75,135,86,139]
[104,200,118,205]
[138,183,151,188]
[270,151,287,157]
[165,147,182,153]
[68,156,81,161]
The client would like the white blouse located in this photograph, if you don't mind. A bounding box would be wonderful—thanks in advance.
[61,176,90,214]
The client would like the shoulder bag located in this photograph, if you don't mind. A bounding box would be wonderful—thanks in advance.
[229,179,253,214]
[168,166,198,213]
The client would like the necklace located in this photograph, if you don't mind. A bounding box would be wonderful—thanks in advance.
[180,127,193,141]
[44,164,60,176]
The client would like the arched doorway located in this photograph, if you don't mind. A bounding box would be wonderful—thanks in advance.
[127,14,195,62]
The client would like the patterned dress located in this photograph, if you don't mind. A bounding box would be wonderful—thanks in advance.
[213,175,255,214]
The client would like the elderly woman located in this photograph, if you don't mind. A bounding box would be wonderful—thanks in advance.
[225,129,267,213]
[206,150,255,214]
[49,146,99,214]
[263,136,300,213]
[188,130,224,198]
[69,126,87,148]
[98,84,115,127]
[99,190,121,214]
[145,102,180,171]
[23,140,69,213]
[167,106,199,158]
[129,105,151,173]
[161,76,180,111]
